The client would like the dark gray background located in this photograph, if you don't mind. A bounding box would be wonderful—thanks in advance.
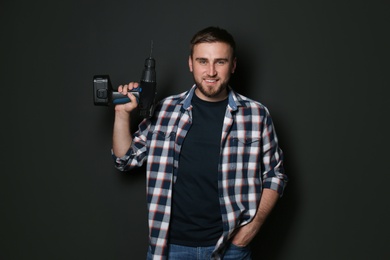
[1,0,389,259]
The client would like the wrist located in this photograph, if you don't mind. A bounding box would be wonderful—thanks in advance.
[115,109,131,120]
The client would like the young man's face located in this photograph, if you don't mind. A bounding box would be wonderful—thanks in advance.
[189,42,236,102]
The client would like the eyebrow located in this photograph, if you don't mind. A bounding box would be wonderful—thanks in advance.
[195,58,229,62]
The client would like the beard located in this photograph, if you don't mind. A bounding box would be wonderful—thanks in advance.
[193,77,230,99]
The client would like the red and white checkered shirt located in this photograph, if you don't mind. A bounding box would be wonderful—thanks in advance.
[113,85,288,259]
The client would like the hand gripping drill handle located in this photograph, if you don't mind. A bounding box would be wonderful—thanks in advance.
[93,56,157,118]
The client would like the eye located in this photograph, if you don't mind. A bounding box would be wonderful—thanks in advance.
[198,59,207,65]
[216,59,229,66]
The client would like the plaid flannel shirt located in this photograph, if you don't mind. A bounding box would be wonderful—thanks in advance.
[113,85,287,259]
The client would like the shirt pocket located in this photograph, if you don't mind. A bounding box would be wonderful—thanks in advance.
[148,130,176,159]
[230,136,261,150]
[227,136,261,175]
[149,130,175,148]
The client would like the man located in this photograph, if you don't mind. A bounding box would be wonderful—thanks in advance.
[112,26,287,260]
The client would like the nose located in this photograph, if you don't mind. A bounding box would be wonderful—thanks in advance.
[207,63,217,77]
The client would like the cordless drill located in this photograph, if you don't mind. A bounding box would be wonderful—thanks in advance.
[93,43,157,118]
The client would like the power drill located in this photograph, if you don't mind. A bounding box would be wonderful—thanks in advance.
[93,42,157,118]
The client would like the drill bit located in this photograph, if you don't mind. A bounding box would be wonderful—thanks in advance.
[149,40,154,58]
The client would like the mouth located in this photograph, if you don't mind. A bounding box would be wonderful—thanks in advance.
[204,78,218,83]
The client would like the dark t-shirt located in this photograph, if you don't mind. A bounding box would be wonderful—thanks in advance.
[169,93,228,246]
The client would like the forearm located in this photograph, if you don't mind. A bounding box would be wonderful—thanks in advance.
[112,82,140,157]
[252,188,279,227]
[112,110,133,157]
[232,188,279,246]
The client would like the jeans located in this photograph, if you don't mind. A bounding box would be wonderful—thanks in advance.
[147,243,252,260]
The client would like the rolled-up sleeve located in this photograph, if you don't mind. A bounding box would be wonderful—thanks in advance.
[111,119,150,172]
[261,108,288,196]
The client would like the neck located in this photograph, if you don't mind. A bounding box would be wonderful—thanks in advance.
[194,87,229,102]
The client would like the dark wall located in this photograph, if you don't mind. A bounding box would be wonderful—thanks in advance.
[1,1,389,259]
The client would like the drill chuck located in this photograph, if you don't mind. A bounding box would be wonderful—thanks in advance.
[138,57,157,118]
[142,57,156,82]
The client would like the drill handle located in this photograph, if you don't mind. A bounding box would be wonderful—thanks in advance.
[111,90,140,104]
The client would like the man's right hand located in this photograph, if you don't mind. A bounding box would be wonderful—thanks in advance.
[112,82,139,157]
[115,82,140,113]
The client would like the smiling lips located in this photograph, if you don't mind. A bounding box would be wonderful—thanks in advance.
[204,78,218,83]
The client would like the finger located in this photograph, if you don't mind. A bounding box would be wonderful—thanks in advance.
[127,82,139,91]
[128,92,138,105]
[122,85,128,95]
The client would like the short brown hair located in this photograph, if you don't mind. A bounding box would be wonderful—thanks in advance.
[190,26,236,58]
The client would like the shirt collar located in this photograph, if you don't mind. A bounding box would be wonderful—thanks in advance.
[182,84,243,111]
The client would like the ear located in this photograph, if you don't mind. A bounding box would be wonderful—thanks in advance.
[188,55,193,72]
[231,57,237,74]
